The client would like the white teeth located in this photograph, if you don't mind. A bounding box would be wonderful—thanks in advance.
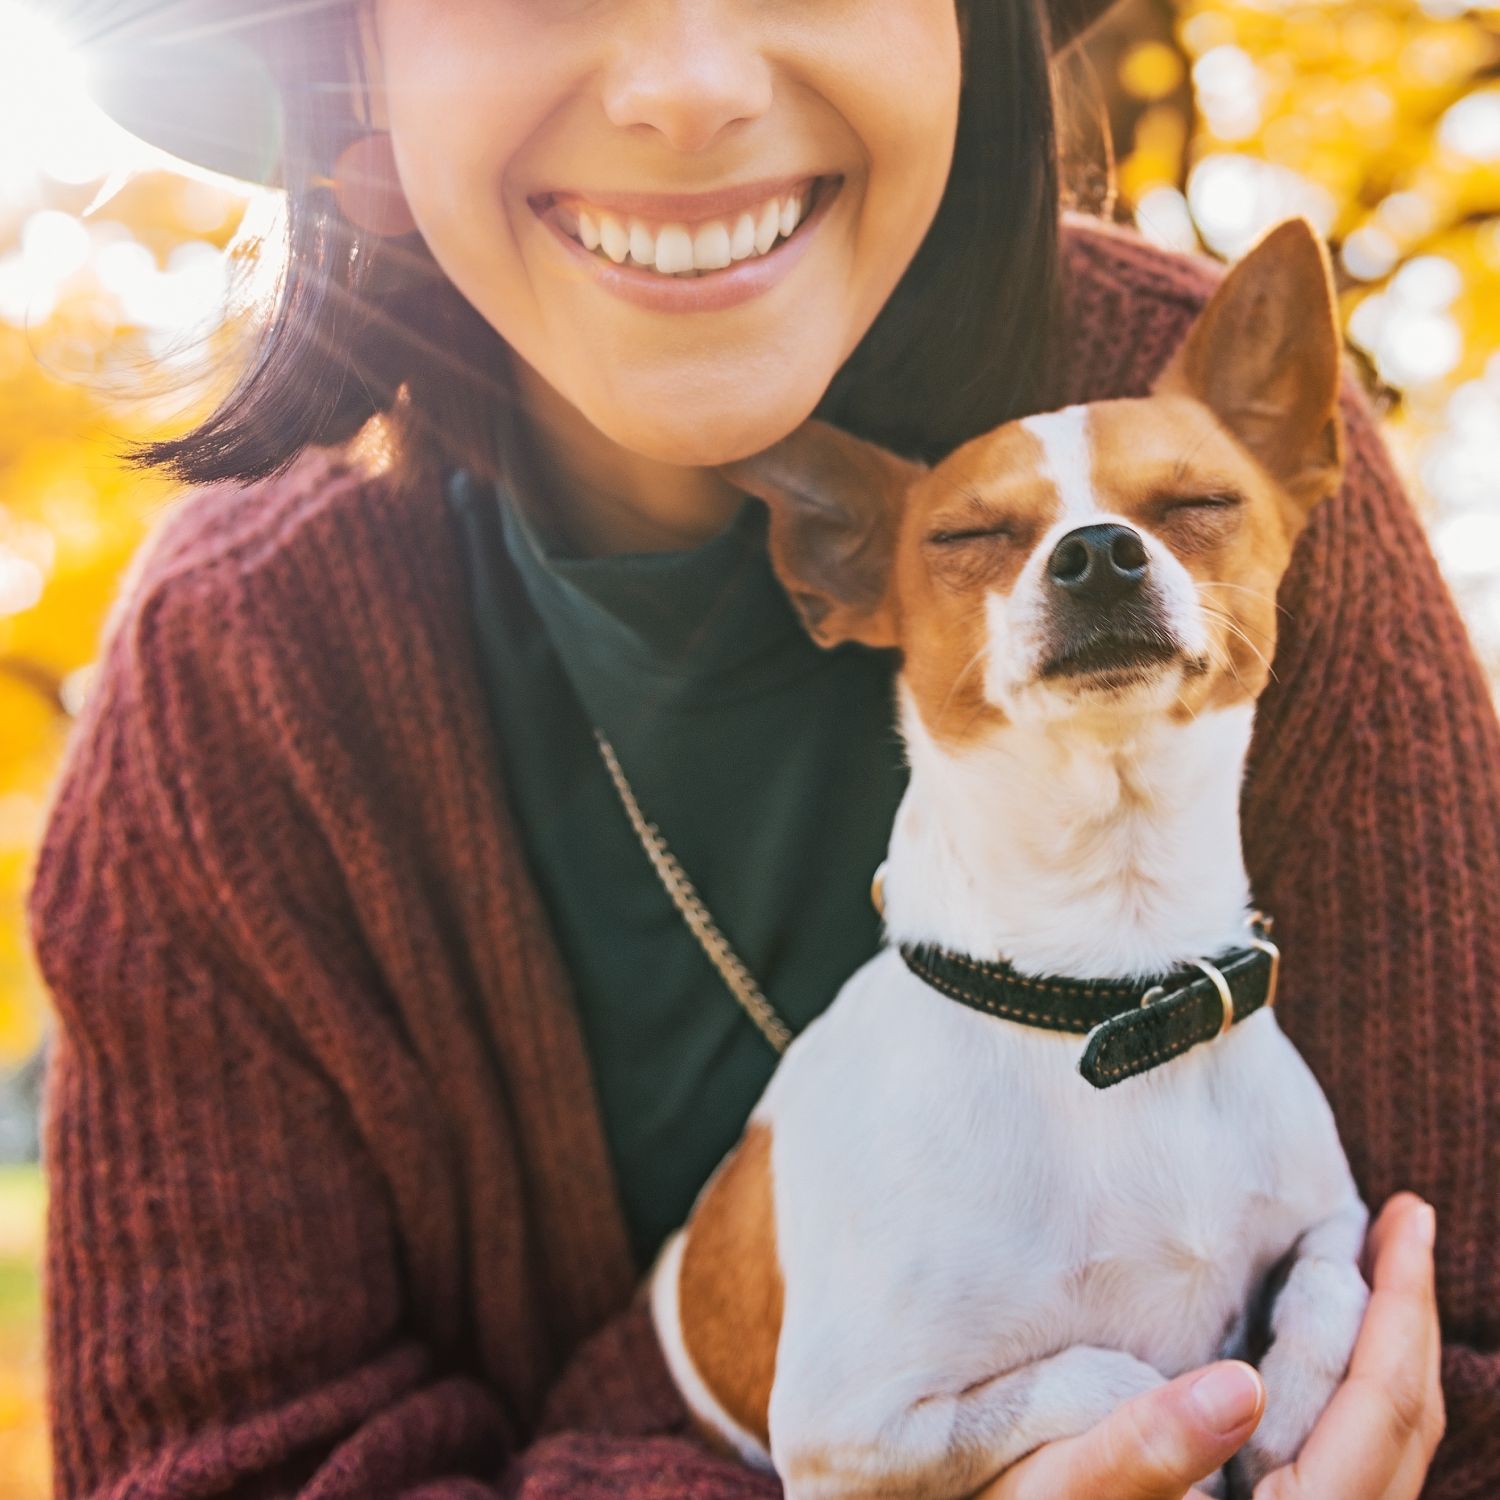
[558,179,828,276]
[753,198,780,255]
[598,213,629,264]
[654,224,694,274]
[730,211,757,261]
[692,221,733,271]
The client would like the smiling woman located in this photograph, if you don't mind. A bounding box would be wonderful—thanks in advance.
[71,0,1061,517]
[368,0,966,493]
[22,2,1500,1499]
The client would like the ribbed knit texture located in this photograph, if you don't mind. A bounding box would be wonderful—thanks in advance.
[26,216,1500,1499]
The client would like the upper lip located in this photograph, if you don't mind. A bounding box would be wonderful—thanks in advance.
[531,173,834,224]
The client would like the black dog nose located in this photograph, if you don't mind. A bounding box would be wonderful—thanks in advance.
[1047,524,1149,603]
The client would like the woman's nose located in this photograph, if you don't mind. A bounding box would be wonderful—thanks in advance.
[599,0,774,154]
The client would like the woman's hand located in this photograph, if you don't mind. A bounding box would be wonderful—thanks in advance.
[973,1359,1265,1500]
[1250,1192,1444,1499]
[974,1193,1443,1500]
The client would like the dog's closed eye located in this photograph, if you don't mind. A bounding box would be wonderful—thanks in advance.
[925,523,1019,545]
[1148,492,1246,551]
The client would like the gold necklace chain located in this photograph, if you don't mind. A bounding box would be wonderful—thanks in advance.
[592,728,794,1055]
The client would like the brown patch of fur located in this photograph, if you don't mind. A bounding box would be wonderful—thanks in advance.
[1154,218,1344,511]
[892,427,1058,747]
[679,1122,783,1451]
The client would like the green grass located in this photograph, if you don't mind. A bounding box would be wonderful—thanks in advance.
[0,1162,47,1499]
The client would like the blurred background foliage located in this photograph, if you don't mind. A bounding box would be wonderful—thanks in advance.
[0,0,1497,1492]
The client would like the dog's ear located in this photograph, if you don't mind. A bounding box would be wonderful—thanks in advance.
[1153,217,1344,518]
[716,419,924,649]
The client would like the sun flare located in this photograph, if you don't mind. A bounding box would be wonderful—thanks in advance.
[0,2,135,200]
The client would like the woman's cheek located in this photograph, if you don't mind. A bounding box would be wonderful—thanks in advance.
[804,1,962,324]
[376,1,562,227]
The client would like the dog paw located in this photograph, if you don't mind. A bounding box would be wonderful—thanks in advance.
[1239,1255,1367,1482]
[1234,1369,1350,1495]
[1232,1365,1335,1488]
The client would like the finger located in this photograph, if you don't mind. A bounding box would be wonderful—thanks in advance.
[995,1362,1264,1500]
[1376,1197,1441,1402]
[1279,1198,1438,1498]
[1372,1196,1443,1464]
[1360,1192,1426,1283]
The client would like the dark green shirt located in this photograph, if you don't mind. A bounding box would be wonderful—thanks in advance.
[445,419,907,1268]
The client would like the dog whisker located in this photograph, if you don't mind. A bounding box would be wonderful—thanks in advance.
[1197,580,1292,620]
[1199,602,1278,686]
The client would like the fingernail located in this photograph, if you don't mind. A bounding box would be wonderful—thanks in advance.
[1189,1363,1262,1435]
[1413,1202,1436,1248]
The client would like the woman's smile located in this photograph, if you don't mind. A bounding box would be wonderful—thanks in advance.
[371,0,961,474]
[535,173,833,273]
[531,174,846,312]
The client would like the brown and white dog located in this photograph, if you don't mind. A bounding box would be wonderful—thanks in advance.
[647,218,1369,1500]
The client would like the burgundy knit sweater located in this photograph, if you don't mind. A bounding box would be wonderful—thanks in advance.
[26,218,1500,1500]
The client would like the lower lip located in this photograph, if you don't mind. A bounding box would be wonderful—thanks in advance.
[1041,643,1181,685]
[536,176,843,314]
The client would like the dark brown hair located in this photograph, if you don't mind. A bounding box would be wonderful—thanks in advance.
[132,0,1061,486]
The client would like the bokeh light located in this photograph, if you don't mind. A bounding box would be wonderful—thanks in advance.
[0,3,97,199]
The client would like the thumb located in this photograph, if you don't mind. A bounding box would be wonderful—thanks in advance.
[1003,1360,1264,1500]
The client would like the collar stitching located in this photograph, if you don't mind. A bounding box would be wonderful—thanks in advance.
[1094,1034,1187,1080]
[935,947,1146,1000]
[903,952,1090,1029]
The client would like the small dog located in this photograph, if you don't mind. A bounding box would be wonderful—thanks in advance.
[647,218,1369,1500]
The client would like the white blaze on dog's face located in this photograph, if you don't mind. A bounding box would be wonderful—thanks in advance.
[718,217,1346,748]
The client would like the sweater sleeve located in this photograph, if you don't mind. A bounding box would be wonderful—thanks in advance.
[27,529,781,1499]
[1240,379,1500,1499]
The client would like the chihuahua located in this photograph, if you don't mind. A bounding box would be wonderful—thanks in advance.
[648,218,1368,1500]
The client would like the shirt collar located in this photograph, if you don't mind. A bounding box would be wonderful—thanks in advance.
[490,399,821,698]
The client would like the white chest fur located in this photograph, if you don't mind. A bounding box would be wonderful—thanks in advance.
[758,951,1354,1471]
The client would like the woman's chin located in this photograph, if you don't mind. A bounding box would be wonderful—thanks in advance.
[581,395,838,470]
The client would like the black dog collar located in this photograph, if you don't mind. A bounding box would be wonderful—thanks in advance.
[897,916,1281,1090]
